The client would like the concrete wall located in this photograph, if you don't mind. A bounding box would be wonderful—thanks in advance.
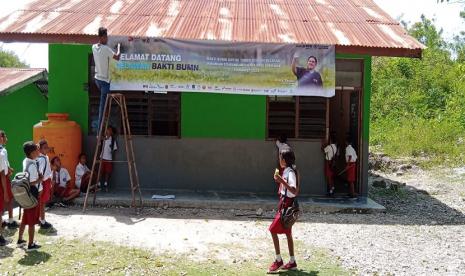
[85,137,326,196]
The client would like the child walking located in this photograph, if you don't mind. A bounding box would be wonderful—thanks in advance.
[18,142,42,251]
[0,130,19,229]
[37,140,53,230]
[100,126,117,191]
[268,149,299,273]
[52,157,80,202]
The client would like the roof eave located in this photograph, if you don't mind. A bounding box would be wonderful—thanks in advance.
[0,33,423,58]
[0,70,48,96]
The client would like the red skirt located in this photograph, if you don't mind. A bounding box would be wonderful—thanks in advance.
[269,196,295,235]
[347,163,356,182]
[22,205,39,226]
[41,179,52,203]
[324,160,334,178]
[101,160,113,174]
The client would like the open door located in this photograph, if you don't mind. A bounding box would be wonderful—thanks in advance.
[329,87,361,195]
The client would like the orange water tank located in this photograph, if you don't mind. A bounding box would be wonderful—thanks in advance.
[33,113,82,185]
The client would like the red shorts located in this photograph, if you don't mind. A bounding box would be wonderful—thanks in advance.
[54,185,73,198]
[324,160,334,178]
[0,184,4,212]
[346,163,356,183]
[101,160,113,174]
[41,179,52,203]
[1,177,13,210]
[21,205,39,227]
[269,196,295,235]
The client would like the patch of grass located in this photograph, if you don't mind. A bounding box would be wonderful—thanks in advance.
[371,117,465,168]
[0,236,350,275]
[369,186,409,201]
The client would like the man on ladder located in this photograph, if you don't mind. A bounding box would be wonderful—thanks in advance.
[92,26,120,133]
[85,27,142,212]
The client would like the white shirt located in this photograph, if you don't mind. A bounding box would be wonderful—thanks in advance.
[101,137,117,161]
[345,145,358,163]
[92,43,115,83]
[23,157,43,192]
[0,146,9,174]
[75,163,90,188]
[324,144,338,161]
[38,153,52,180]
[54,168,72,188]
[280,167,297,198]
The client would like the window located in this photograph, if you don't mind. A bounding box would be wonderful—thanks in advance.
[88,55,180,136]
[89,91,180,136]
[267,96,326,139]
[266,59,363,140]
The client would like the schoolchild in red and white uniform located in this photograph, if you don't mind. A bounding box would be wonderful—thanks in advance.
[268,149,299,273]
[0,130,18,229]
[323,134,338,196]
[18,142,42,251]
[52,157,80,202]
[37,139,54,230]
[345,138,358,198]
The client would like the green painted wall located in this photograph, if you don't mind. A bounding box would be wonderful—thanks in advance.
[362,56,372,141]
[48,44,91,134]
[335,53,371,141]
[47,45,370,141]
[0,85,48,172]
[181,93,266,139]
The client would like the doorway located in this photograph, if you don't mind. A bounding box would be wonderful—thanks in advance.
[329,87,361,195]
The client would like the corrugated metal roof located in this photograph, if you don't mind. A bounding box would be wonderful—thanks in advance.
[0,0,424,57]
[0,67,48,96]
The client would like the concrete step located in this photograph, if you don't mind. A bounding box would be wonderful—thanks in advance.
[75,191,385,214]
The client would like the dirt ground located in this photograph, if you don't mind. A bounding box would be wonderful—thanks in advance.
[3,167,465,275]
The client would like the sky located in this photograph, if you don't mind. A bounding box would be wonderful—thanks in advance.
[0,0,464,70]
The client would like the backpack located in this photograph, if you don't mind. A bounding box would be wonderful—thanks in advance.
[11,161,40,209]
[280,168,301,229]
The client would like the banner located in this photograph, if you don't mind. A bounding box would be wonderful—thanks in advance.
[108,37,335,97]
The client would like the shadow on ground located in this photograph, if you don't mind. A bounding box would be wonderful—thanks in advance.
[17,251,51,266]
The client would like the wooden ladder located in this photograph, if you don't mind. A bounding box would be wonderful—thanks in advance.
[82,93,142,212]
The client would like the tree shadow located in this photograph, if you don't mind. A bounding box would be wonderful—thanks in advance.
[3,227,18,238]
[0,243,14,259]
[17,250,51,266]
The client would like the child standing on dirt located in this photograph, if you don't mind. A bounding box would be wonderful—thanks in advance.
[52,156,80,202]
[37,139,54,230]
[0,130,19,229]
[100,126,117,191]
[268,149,299,273]
[345,138,358,198]
[18,142,43,251]
[0,131,8,246]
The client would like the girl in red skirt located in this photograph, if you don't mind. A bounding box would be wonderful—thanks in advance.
[18,142,42,251]
[268,149,299,273]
